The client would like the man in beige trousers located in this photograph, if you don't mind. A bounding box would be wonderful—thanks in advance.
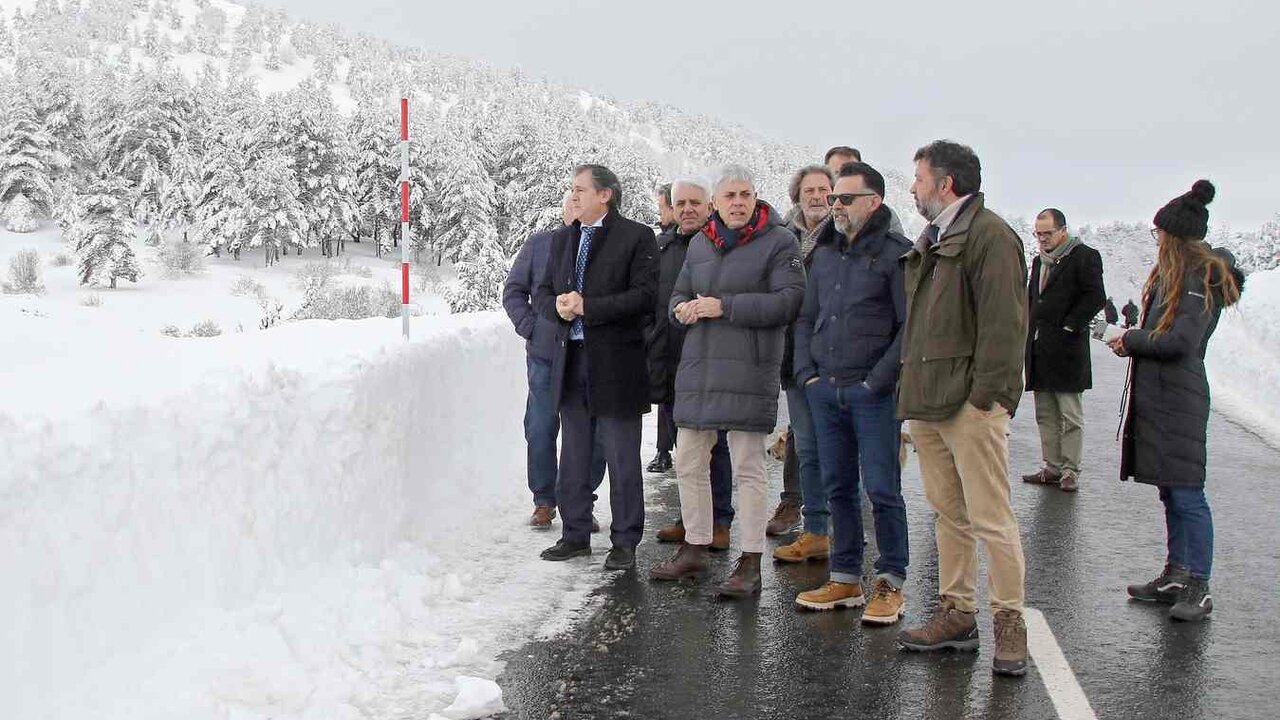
[894,140,1030,677]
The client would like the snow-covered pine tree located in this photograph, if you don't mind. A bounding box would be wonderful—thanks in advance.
[105,68,198,224]
[447,226,508,313]
[5,194,38,232]
[0,98,58,218]
[348,96,398,256]
[236,150,308,267]
[191,5,226,56]
[191,74,258,259]
[433,126,499,267]
[68,174,141,288]
[274,81,356,257]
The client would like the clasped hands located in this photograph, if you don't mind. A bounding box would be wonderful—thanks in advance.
[1105,332,1129,357]
[673,295,724,325]
[556,291,585,321]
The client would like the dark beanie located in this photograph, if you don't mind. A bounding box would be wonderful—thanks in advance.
[1154,179,1215,239]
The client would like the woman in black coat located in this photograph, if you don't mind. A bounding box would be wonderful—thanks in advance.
[1107,180,1243,623]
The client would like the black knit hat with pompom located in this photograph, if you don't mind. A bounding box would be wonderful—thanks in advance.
[1154,179,1215,239]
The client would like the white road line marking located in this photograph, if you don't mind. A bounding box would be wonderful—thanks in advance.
[1024,607,1099,720]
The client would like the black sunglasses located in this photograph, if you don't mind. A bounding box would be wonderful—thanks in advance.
[826,191,878,206]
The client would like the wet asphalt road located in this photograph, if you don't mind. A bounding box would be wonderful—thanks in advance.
[497,342,1280,720]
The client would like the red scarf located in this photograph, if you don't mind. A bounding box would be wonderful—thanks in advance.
[703,203,771,250]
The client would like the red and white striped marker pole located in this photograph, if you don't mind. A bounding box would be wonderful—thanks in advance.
[398,96,410,339]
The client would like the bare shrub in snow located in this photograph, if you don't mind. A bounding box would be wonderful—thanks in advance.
[230,274,267,298]
[51,252,73,267]
[3,249,44,294]
[160,324,181,337]
[4,194,39,233]
[340,255,373,278]
[189,320,222,337]
[292,283,400,321]
[157,240,206,278]
[293,260,339,295]
[81,293,102,308]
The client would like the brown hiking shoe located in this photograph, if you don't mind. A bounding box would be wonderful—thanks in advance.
[711,524,730,552]
[656,519,685,543]
[765,501,801,536]
[530,505,556,528]
[897,598,979,652]
[992,610,1029,676]
[717,552,762,598]
[862,578,906,626]
[772,532,830,563]
[1059,471,1079,493]
[795,581,864,611]
[1021,467,1061,485]
[649,543,708,581]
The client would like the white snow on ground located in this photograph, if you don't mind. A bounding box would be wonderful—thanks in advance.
[0,309,608,720]
[1206,267,1280,448]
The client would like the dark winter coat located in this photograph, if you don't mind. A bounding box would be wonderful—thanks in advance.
[1025,241,1106,393]
[778,213,823,390]
[503,229,560,362]
[534,210,658,417]
[1119,249,1244,487]
[646,227,695,404]
[1104,298,1120,325]
[670,202,806,433]
[1122,300,1140,327]
[793,205,910,393]
[898,194,1028,421]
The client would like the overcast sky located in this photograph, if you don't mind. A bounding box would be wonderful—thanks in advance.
[261,0,1275,230]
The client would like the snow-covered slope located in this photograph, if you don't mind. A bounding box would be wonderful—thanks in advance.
[1,314,599,720]
[1206,268,1280,448]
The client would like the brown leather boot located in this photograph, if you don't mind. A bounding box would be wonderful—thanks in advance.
[765,501,801,536]
[897,597,979,652]
[717,552,762,598]
[530,505,556,528]
[992,610,1028,676]
[656,519,685,543]
[1021,467,1061,485]
[649,543,709,581]
[711,524,731,551]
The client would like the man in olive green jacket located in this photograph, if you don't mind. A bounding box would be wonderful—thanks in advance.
[894,140,1030,678]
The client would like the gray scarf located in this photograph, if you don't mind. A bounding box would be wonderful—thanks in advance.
[1038,235,1081,292]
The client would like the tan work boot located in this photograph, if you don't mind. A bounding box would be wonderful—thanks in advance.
[530,505,556,529]
[765,501,801,536]
[711,524,730,552]
[897,597,979,652]
[795,580,864,611]
[656,519,685,543]
[1021,467,1061,485]
[649,543,708,581]
[862,578,906,626]
[772,532,830,563]
[716,552,762,598]
[992,610,1029,676]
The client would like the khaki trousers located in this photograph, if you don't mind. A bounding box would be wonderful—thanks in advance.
[910,403,1025,614]
[1034,391,1084,474]
[676,429,767,553]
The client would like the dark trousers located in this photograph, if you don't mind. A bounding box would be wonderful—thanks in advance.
[1160,485,1213,579]
[807,379,909,584]
[657,401,677,453]
[559,344,644,547]
[525,356,606,506]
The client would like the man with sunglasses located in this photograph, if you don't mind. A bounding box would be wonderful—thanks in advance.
[791,162,911,623]
[1021,209,1106,493]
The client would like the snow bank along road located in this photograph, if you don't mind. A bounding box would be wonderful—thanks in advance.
[1,313,604,720]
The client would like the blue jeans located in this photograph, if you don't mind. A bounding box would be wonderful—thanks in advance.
[806,379,909,585]
[785,385,828,534]
[1160,485,1213,580]
[524,356,605,507]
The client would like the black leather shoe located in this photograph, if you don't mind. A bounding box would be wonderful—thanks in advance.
[603,545,636,570]
[540,539,591,561]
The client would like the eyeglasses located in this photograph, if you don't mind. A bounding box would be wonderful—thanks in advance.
[1149,228,1160,240]
[826,191,878,206]
[1033,228,1062,240]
